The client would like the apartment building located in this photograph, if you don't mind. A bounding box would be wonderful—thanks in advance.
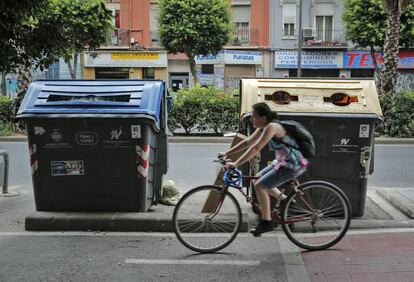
[271,0,414,81]
[195,0,269,91]
[82,0,168,82]
[82,0,413,90]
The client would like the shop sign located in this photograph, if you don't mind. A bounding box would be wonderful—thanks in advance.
[196,50,262,65]
[275,51,343,68]
[84,51,167,67]
[344,51,414,69]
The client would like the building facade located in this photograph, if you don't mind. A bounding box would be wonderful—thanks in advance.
[270,0,414,85]
[81,0,169,82]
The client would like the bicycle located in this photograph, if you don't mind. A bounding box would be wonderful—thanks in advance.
[172,158,352,253]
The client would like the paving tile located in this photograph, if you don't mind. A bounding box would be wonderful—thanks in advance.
[324,274,351,282]
[395,272,414,282]
[391,262,414,272]
[349,273,373,282]
[310,273,327,282]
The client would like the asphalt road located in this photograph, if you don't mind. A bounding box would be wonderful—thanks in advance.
[164,143,414,189]
[0,232,293,282]
[0,142,413,195]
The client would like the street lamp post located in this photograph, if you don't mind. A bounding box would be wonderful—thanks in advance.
[297,0,303,77]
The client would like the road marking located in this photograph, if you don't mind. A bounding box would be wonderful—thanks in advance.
[125,259,260,266]
[376,144,414,147]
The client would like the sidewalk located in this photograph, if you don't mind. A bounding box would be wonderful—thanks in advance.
[297,229,414,282]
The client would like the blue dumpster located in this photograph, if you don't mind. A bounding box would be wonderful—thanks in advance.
[17,80,168,212]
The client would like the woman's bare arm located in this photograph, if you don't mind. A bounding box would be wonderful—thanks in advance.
[223,128,263,156]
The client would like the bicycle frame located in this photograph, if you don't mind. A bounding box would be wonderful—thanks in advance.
[219,175,318,226]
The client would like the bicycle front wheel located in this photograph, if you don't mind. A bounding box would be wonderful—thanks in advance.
[281,181,351,251]
[173,185,242,253]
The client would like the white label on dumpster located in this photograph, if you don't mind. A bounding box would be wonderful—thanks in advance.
[51,160,84,176]
[300,94,322,104]
[359,124,370,138]
[131,125,141,139]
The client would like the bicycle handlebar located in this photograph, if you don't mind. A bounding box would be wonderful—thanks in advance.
[214,157,242,186]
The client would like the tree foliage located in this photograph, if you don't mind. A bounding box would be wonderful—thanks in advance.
[0,0,47,71]
[158,0,232,84]
[343,0,414,48]
[0,0,112,77]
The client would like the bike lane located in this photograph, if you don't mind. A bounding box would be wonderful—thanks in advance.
[300,230,414,282]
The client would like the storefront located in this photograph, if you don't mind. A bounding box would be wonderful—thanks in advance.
[195,50,264,90]
[274,50,343,78]
[344,50,414,91]
[82,51,168,81]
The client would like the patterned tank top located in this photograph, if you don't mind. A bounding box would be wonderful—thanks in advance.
[267,132,309,172]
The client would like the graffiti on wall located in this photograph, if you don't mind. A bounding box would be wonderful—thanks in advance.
[397,73,414,92]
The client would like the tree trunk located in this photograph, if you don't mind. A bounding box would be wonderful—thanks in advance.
[16,60,32,106]
[1,72,6,96]
[370,45,381,91]
[15,57,32,132]
[67,53,78,79]
[188,54,198,86]
[380,3,401,96]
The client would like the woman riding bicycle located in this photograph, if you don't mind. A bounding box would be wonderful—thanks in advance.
[218,102,309,235]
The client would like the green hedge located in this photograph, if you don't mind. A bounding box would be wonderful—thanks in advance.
[0,96,16,136]
[380,89,414,137]
[168,85,239,135]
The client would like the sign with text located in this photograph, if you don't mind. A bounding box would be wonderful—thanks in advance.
[344,51,414,69]
[195,50,263,65]
[275,51,343,68]
[84,51,167,67]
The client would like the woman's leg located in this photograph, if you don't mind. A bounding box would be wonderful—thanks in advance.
[267,188,287,201]
[253,181,271,221]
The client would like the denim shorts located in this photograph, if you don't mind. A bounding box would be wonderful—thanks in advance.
[255,160,304,189]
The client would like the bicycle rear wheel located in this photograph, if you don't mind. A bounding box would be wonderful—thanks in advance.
[173,185,242,253]
[281,181,351,251]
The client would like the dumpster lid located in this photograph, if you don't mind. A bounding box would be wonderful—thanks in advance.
[16,80,165,120]
[240,79,383,117]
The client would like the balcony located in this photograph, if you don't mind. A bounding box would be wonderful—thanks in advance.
[302,28,348,48]
[228,28,259,46]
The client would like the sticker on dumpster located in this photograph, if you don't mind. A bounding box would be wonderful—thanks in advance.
[332,138,359,153]
[76,132,98,145]
[51,129,63,142]
[359,124,370,138]
[131,125,141,139]
[300,94,322,104]
[51,160,84,176]
[34,126,46,136]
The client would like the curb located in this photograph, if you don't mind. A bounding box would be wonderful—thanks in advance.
[25,211,249,232]
[24,211,414,232]
[377,189,414,219]
[1,135,414,144]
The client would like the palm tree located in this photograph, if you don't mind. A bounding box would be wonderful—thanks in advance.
[380,0,413,96]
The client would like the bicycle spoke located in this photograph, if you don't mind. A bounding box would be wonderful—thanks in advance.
[173,186,241,253]
[282,183,351,251]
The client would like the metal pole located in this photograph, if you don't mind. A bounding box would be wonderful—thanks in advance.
[297,0,303,77]
[0,150,17,197]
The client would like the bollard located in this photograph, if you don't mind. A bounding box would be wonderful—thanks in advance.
[0,150,18,197]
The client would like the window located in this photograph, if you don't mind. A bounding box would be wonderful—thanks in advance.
[201,64,214,75]
[233,22,250,45]
[142,68,155,79]
[316,16,333,42]
[283,4,296,37]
